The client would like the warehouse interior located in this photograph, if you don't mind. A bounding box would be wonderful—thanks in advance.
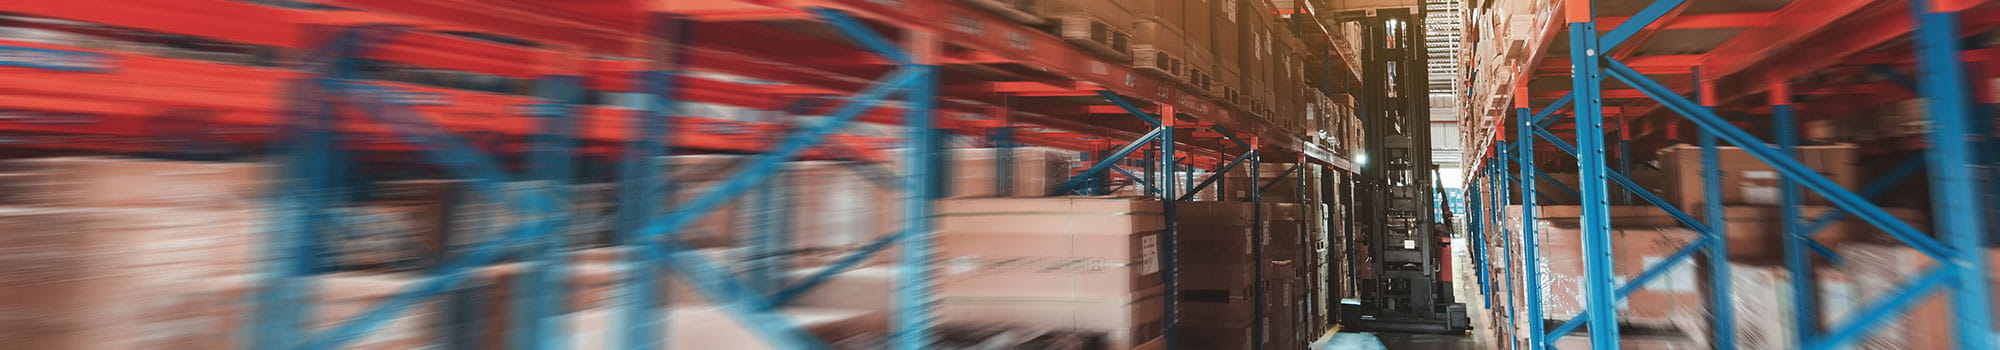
[2,0,1998,349]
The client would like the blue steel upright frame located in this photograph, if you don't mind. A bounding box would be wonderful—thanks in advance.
[1507,0,1995,349]
[256,9,948,349]
[1059,92,1191,348]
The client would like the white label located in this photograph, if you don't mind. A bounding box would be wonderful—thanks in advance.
[1640,256,1697,292]
[1743,184,1779,205]
[1402,240,1416,250]
[1090,61,1109,75]
[1139,234,1160,274]
[1742,170,1778,179]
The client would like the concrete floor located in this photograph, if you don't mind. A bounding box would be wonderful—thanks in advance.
[1321,237,1494,350]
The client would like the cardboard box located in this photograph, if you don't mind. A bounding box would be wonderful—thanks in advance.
[1535,221,1703,327]
[1509,205,1930,263]
[1832,244,2000,350]
[1550,333,1703,350]
[1132,19,1189,80]
[1654,144,1859,210]
[0,157,265,209]
[566,306,887,349]
[1045,0,1140,59]
[935,197,1167,349]
[938,198,1165,299]
[957,0,1046,25]
[945,147,1077,198]
[0,208,259,349]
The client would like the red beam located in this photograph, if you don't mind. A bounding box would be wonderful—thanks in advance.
[1539,55,1701,75]
[1599,12,1772,30]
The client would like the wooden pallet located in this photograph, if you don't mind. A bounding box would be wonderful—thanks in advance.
[1131,45,1184,81]
[1054,15,1131,62]
[1182,66,1212,95]
[957,0,1044,25]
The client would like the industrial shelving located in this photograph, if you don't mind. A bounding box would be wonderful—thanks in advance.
[0,0,1362,348]
[1461,0,1999,349]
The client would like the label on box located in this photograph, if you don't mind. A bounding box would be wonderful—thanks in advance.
[1640,256,1697,292]
[1139,234,1159,274]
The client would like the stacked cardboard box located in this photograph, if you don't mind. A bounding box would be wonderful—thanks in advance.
[944,147,1077,197]
[1224,162,1305,202]
[1529,220,1706,329]
[1654,144,1859,210]
[958,0,1046,25]
[934,197,1168,349]
[1506,205,1927,265]
[565,306,886,349]
[1045,0,1142,60]
[0,157,266,348]
[1175,201,1307,350]
[1821,244,2000,350]
[1210,0,1246,108]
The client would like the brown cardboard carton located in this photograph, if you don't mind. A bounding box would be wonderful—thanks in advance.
[939,292,1164,349]
[565,306,887,349]
[1654,144,1859,210]
[0,208,257,349]
[0,157,264,209]
[1133,19,1189,80]
[1834,245,2000,350]
[1045,0,1140,59]
[944,147,1076,198]
[1535,221,1703,327]
[957,0,1046,25]
[935,197,1167,349]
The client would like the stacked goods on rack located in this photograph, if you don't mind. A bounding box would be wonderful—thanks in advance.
[1045,0,1141,61]
[957,0,1046,25]
[944,147,1078,197]
[933,197,1169,349]
[1237,0,1276,117]
[1209,0,1245,108]
[1175,201,1308,350]
[0,157,268,348]
[1812,245,2000,350]
[1653,144,1860,211]
[1223,162,1305,202]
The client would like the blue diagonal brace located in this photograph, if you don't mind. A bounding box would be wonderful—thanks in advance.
[1258,163,1303,194]
[1114,165,1154,191]
[1597,0,1686,51]
[1806,268,1953,350]
[1183,151,1255,201]
[1798,157,1923,235]
[809,8,911,65]
[1532,92,1574,127]
[1533,168,1582,199]
[1603,57,1954,260]
[1057,127,1168,194]
[1533,126,1713,233]
[1094,90,1164,127]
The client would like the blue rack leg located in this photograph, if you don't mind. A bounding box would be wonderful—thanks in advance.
[517,74,583,350]
[1496,146,1518,350]
[1910,1,1996,348]
[1516,106,1546,350]
[1691,67,1739,350]
[1145,147,1158,196]
[617,68,677,349]
[1251,154,1266,350]
[1565,8,1622,348]
[1470,171,1490,307]
[1159,109,1181,350]
[1775,97,1813,349]
[892,34,940,350]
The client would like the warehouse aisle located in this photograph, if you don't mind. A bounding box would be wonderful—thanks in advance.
[1321,237,1486,349]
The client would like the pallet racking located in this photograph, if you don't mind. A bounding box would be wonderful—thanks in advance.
[0,0,1363,348]
[1462,0,1998,349]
